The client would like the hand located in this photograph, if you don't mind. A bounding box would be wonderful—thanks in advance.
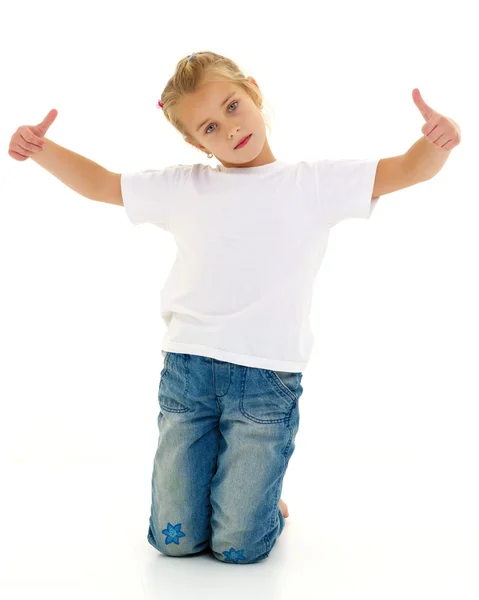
[412,88,461,151]
[8,109,58,161]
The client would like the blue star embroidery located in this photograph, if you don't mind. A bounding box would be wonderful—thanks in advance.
[161,522,186,545]
[223,547,246,563]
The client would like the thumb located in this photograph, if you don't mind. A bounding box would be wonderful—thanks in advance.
[412,88,436,122]
[37,108,58,135]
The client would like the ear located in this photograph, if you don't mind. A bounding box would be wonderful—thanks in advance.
[184,135,208,155]
[246,76,263,109]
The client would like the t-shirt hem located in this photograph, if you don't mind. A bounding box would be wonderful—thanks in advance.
[162,342,306,373]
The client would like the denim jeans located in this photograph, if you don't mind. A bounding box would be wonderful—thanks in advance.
[147,351,304,565]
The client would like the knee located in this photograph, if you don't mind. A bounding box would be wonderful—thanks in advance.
[210,533,271,565]
[211,546,270,564]
[147,524,209,558]
[210,519,280,564]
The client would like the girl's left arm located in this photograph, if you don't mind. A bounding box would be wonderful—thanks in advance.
[372,88,461,199]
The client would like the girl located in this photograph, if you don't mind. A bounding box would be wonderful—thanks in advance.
[10,50,381,565]
[122,50,380,565]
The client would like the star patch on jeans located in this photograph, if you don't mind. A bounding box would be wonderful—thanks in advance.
[162,522,186,545]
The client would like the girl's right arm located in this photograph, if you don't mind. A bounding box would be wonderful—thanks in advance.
[30,137,118,203]
[8,109,122,205]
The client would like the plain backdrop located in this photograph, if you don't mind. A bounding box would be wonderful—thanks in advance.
[1,0,478,598]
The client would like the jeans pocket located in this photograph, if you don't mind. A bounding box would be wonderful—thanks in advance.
[158,353,190,413]
[270,370,303,400]
[240,368,301,424]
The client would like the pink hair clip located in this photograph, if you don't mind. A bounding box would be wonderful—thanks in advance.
[157,100,164,109]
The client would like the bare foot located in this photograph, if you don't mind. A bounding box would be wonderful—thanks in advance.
[279,498,289,518]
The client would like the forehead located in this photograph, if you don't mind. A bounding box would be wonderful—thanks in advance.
[180,81,239,115]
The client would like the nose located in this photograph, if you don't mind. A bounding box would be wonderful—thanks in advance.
[228,125,241,140]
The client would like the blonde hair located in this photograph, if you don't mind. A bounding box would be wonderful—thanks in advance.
[158,51,273,144]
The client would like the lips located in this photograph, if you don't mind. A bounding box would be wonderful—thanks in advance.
[235,134,251,149]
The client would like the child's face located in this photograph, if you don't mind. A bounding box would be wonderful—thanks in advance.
[178,78,275,168]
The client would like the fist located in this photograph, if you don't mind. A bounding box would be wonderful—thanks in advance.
[8,109,58,161]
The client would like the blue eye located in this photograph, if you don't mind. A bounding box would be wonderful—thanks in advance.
[205,101,238,134]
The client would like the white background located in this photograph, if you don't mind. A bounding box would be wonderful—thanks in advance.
[1,0,478,598]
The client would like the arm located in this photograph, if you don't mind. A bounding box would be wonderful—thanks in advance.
[372,152,427,199]
[403,88,460,180]
[402,135,452,181]
[373,131,458,199]
[372,89,461,199]
[30,138,122,205]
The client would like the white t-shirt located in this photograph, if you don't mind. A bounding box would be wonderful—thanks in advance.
[121,158,380,373]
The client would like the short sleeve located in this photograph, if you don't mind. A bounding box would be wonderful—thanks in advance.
[120,164,191,230]
[314,158,380,227]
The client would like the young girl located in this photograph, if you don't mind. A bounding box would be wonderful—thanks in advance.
[10,50,381,565]
[124,50,383,566]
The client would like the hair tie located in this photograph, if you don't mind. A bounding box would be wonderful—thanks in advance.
[157,53,196,110]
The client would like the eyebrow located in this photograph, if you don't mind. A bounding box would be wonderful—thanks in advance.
[196,93,236,132]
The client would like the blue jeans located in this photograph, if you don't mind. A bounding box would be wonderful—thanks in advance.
[147,351,304,565]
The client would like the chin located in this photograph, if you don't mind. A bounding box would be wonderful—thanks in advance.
[235,137,261,159]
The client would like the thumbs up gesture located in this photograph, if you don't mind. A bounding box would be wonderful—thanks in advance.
[412,89,461,152]
[8,109,58,161]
